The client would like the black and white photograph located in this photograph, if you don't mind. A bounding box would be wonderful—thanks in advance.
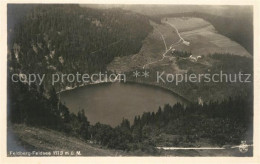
[1,0,259,162]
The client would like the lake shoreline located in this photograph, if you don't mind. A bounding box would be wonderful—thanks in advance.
[124,81,191,104]
[58,80,191,104]
[60,81,188,126]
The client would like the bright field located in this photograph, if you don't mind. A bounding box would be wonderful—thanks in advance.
[107,17,251,73]
[166,17,252,57]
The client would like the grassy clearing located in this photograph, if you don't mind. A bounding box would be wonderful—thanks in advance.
[167,17,252,57]
[108,17,251,74]
[166,17,211,32]
[107,21,179,72]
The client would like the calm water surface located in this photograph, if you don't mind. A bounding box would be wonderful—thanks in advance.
[60,82,186,127]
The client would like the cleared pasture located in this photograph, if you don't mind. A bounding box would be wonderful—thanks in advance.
[107,21,180,72]
[108,17,251,73]
[167,17,252,57]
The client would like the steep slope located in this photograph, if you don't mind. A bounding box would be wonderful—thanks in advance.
[8,124,125,156]
[8,4,152,90]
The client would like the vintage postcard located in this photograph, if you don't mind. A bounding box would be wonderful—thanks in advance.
[0,0,259,163]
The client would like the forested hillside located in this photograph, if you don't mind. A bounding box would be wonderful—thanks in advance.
[7,5,253,155]
[8,75,253,153]
[8,4,152,89]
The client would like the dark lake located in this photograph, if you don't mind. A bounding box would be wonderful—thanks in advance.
[60,82,186,127]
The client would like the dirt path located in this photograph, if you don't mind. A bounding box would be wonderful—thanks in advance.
[143,21,190,69]
[8,124,252,156]
[155,27,168,52]
[142,26,173,69]
[166,22,186,43]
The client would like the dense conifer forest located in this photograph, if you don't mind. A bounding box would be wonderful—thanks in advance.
[8,75,253,153]
[7,5,253,154]
[8,4,152,89]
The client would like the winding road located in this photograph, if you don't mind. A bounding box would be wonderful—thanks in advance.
[143,21,190,69]
[166,22,186,43]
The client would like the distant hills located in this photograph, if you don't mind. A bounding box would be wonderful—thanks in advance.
[84,4,253,55]
[82,4,252,19]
